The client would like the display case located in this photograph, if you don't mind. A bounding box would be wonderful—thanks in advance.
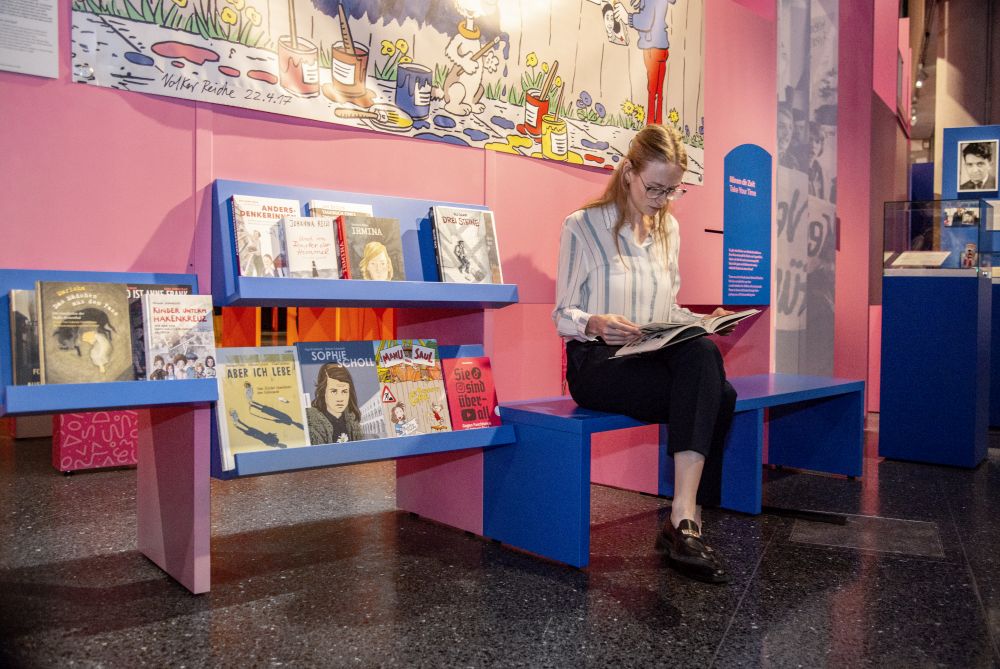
[882,199,993,274]
[880,200,991,467]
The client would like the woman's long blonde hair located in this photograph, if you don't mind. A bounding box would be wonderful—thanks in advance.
[584,124,688,262]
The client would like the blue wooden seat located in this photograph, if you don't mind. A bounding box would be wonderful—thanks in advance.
[485,374,865,568]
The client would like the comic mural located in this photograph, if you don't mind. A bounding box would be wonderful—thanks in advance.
[71,0,705,180]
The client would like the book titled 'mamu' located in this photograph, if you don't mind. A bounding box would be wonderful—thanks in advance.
[296,340,383,443]
[36,281,134,384]
[431,206,503,284]
[141,294,216,380]
[9,289,40,385]
[128,283,192,379]
[281,216,340,279]
[231,194,300,278]
[374,339,452,436]
[441,356,501,430]
[214,346,310,471]
[335,215,406,280]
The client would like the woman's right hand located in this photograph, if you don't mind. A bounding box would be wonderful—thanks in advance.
[586,314,642,345]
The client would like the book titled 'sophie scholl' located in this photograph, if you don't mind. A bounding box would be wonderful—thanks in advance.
[36,281,134,384]
[214,346,310,471]
[141,294,216,380]
[296,340,383,443]
[231,194,300,278]
[431,206,503,284]
[374,340,452,437]
[335,215,405,280]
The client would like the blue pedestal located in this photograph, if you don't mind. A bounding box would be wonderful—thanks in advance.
[880,272,990,467]
[991,281,1000,427]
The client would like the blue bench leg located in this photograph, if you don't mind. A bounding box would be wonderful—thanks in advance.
[768,391,864,478]
[483,422,591,568]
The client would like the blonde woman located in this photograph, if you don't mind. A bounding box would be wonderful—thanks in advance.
[360,241,394,280]
[553,124,737,583]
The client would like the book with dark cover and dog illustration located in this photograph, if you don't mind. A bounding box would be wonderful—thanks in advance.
[141,294,216,381]
[334,215,406,280]
[431,206,503,284]
[614,309,761,357]
[214,346,310,471]
[9,289,40,385]
[441,356,501,430]
[296,340,384,443]
[281,216,340,279]
[231,194,300,278]
[373,339,452,437]
[127,283,192,379]
[36,281,134,384]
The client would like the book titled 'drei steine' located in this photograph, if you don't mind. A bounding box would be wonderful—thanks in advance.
[231,194,299,278]
[431,206,503,284]
[281,216,339,278]
[36,281,134,383]
[336,215,406,280]
[141,294,216,380]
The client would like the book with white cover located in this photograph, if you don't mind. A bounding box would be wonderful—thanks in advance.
[231,194,300,277]
[281,216,339,278]
[307,199,374,218]
[431,206,503,284]
[140,294,216,380]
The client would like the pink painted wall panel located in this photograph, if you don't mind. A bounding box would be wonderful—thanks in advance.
[395,450,484,535]
[51,411,139,472]
[868,305,881,412]
[591,427,660,495]
[732,0,777,22]
[834,0,875,382]
[873,0,900,110]
[486,304,565,402]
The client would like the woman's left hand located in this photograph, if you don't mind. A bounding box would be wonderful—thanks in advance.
[710,307,737,336]
[710,307,734,318]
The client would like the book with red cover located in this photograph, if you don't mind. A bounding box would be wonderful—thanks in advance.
[441,356,501,430]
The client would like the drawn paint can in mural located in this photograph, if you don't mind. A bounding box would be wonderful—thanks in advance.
[395,62,433,120]
[521,89,549,137]
[541,114,568,161]
[277,36,320,98]
[329,42,370,100]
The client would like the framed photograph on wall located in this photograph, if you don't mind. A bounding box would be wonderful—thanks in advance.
[957,139,998,193]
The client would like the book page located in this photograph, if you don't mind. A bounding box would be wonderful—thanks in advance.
[890,251,951,268]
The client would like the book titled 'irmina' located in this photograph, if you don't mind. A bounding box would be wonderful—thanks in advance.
[36,281,134,384]
[231,194,300,278]
[431,206,503,284]
[335,215,406,280]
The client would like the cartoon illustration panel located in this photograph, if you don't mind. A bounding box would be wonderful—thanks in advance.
[71,0,705,181]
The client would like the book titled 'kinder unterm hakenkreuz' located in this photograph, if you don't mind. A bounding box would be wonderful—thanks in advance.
[431,206,503,284]
[335,215,406,280]
[281,216,339,278]
[614,309,761,357]
[140,294,216,380]
[231,195,300,278]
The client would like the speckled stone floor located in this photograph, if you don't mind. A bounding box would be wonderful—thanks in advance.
[1,419,999,668]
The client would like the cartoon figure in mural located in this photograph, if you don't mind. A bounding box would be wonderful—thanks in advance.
[614,0,677,124]
[441,0,501,116]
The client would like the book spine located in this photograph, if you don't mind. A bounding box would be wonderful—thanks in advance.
[34,283,45,384]
[231,198,244,277]
[430,213,445,282]
[336,215,351,279]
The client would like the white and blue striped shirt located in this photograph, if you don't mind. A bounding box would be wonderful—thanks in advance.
[553,203,702,341]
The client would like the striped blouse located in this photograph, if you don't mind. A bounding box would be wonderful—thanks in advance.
[552,203,702,341]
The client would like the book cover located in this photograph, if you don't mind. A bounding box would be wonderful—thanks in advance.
[214,346,310,471]
[127,283,192,379]
[335,215,406,280]
[431,206,503,284]
[141,294,216,381]
[9,289,40,385]
[282,216,340,279]
[231,194,300,278]
[307,199,374,218]
[36,281,134,384]
[373,339,452,436]
[441,356,501,430]
[296,340,385,443]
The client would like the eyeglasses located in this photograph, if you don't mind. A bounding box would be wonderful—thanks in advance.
[634,172,687,201]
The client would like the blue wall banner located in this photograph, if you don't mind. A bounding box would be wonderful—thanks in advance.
[723,144,772,305]
[941,125,1000,199]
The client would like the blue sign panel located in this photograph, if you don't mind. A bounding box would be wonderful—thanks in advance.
[723,144,772,305]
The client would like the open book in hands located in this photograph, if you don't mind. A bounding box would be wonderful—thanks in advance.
[613,308,761,357]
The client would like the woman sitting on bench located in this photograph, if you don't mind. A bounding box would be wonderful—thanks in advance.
[553,124,737,584]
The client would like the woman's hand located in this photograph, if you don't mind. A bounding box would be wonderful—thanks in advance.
[710,307,734,318]
[710,306,738,336]
[586,314,643,345]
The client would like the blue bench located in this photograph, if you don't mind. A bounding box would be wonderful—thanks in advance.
[486,374,865,568]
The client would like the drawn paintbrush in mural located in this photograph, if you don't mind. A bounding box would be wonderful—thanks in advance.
[323,1,377,107]
[334,104,414,132]
[277,0,320,98]
[440,0,501,116]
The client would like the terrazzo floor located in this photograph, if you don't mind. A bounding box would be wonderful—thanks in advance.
[1,418,999,667]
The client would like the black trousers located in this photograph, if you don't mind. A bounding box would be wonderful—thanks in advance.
[565,337,737,507]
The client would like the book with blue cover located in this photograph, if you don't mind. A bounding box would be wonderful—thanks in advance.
[296,340,384,443]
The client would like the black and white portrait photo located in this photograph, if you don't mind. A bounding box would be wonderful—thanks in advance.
[957,140,998,193]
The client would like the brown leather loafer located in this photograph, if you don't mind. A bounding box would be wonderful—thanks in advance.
[655,519,731,584]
